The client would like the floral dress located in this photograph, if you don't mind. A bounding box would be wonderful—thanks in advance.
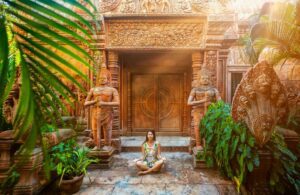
[142,141,160,168]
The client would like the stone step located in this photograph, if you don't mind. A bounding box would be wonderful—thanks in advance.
[121,136,190,152]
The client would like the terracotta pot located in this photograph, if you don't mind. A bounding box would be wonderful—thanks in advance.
[58,174,84,194]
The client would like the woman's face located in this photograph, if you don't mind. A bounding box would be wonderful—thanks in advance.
[147,131,154,141]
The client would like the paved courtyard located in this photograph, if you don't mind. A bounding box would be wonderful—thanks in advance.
[75,152,237,195]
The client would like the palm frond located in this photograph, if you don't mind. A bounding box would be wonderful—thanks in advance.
[0,0,97,181]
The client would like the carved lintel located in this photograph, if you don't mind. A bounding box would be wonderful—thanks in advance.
[106,19,207,49]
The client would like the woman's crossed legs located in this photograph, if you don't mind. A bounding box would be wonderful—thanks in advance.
[135,159,165,175]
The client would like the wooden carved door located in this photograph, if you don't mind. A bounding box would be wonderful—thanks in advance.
[131,74,182,134]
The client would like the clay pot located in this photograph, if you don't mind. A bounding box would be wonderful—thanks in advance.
[58,174,84,194]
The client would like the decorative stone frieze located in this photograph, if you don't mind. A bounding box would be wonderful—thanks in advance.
[106,20,207,49]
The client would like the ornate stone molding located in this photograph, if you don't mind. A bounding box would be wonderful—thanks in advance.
[105,19,207,49]
[97,0,229,14]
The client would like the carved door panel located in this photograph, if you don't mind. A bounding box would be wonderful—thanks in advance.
[132,74,156,132]
[131,74,182,133]
[158,74,182,132]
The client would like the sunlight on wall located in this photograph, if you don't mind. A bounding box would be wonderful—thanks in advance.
[227,0,297,19]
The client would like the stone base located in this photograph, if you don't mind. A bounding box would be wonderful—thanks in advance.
[189,138,196,155]
[0,131,14,184]
[192,147,209,169]
[88,146,115,169]
[111,138,121,153]
[13,148,43,195]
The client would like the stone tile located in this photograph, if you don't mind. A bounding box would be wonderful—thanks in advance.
[94,175,127,185]
[193,184,220,195]
[112,184,167,195]
[42,152,237,194]
[215,185,238,195]
[75,185,114,195]
[199,170,233,185]
[165,184,219,195]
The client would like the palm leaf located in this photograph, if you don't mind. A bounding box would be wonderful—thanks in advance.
[0,0,96,182]
[0,16,9,107]
[6,1,90,46]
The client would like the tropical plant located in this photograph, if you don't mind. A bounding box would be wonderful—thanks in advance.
[0,0,98,177]
[199,101,300,194]
[240,1,300,65]
[266,133,300,194]
[198,101,260,192]
[50,139,98,185]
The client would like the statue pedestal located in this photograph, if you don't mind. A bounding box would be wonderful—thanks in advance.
[245,150,272,194]
[111,138,121,153]
[192,147,209,169]
[88,146,115,169]
[13,148,43,195]
[0,130,15,184]
[189,138,196,155]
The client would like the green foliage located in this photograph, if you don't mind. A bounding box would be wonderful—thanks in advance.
[41,123,57,133]
[199,101,259,191]
[0,0,98,187]
[241,2,300,65]
[200,101,300,194]
[0,0,97,160]
[266,132,300,194]
[50,139,98,185]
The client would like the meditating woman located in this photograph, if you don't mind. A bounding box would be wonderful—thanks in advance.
[135,130,166,175]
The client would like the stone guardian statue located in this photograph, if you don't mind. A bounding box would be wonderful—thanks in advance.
[187,68,221,149]
[84,63,120,150]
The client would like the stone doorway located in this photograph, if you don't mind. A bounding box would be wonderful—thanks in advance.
[120,52,192,136]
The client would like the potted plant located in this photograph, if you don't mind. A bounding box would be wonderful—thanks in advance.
[50,139,98,194]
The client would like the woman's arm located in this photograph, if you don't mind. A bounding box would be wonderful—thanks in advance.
[157,142,162,159]
[140,144,146,160]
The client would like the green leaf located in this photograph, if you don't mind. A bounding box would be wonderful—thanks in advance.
[247,161,254,172]
[0,16,9,107]
[240,131,246,143]
[230,136,239,159]
[247,136,255,147]
[39,0,95,33]
[7,1,90,46]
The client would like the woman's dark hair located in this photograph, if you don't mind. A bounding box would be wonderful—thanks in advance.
[143,130,156,144]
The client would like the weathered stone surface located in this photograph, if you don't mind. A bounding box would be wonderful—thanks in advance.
[72,152,236,195]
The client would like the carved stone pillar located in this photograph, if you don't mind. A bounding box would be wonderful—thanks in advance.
[204,50,218,87]
[107,51,121,152]
[190,52,204,153]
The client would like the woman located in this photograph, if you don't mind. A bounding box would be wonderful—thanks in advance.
[135,130,166,175]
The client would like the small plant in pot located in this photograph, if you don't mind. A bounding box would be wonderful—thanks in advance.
[51,139,98,194]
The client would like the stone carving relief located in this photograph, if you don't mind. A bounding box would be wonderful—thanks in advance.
[106,20,206,49]
[98,0,122,12]
[176,0,192,13]
[121,0,137,13]
[231,61,289,147]
[100,0,227,14]
[204,50,217,87]
[227,46,247,65]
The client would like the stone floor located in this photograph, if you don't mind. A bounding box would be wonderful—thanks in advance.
[75,152,237,195]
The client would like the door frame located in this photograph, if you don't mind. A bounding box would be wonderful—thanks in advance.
[120,52,192,136]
